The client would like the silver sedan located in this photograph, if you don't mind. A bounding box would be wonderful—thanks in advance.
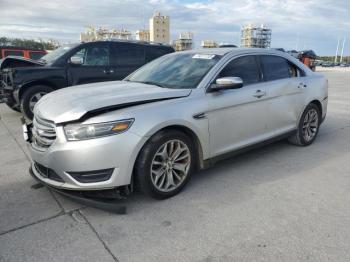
[26,48,328,199]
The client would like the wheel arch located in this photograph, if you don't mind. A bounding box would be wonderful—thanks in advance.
[132,124,205,181]
[310,99,322,116]
[18,80,57,100]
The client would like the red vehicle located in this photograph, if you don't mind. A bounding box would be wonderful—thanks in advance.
[0,46,47,60]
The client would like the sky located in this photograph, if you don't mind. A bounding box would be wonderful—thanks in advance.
[0,0,349,55]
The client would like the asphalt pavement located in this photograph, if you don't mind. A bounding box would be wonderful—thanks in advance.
[0,69,349,262]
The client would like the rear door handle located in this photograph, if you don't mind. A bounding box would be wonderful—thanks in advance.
[253,90,266,98]
[298,83,307,88]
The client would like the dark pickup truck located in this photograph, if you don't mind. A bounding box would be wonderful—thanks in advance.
[0,40,174,119]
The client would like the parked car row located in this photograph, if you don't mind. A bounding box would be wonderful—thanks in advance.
[317,61,350,67]
[0,40,174,119]
[16,47,328,202]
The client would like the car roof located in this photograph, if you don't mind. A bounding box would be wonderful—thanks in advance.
[180,47,287,56]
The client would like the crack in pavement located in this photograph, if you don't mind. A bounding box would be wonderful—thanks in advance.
[79,210,120,262]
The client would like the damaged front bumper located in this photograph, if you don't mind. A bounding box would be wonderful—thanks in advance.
[29,166,128,214]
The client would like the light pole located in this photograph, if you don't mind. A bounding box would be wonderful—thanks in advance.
[340,37,346,63]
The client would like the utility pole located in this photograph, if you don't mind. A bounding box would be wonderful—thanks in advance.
[335,38,340,63]
[340,37,346,63]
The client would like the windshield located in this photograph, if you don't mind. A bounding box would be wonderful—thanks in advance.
[40,44,77,64]
[126,53,221,89]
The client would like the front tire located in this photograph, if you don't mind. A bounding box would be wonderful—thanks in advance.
[20,85,53,120]
[135,130,196,199]
[288,103,321,146]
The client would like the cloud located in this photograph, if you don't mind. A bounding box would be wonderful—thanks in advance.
[0,0,348,54]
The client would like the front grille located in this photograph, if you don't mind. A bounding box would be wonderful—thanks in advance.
[34,162,64,182]
[32,116,56,150]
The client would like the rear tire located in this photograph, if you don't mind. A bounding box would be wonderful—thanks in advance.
[20,85,53,120]
[135,130,196,199]
[5,96,20,112]
[288,103,321,146]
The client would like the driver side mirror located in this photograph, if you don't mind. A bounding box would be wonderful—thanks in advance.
[209,77,243,92]
[69,56,83,65]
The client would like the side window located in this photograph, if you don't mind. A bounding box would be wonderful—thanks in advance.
[260,55,290,81]
[29,52,45,60]
[218,55,260,85]
[145,48,169,62]
[287,62,304,77]
[71,45,109,66]
[111,44,145,67]
[4,50,24,57]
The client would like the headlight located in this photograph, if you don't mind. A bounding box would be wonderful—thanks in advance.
[64,119,134,141]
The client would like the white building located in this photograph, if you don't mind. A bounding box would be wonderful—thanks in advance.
[173,32,193,51]
[149,11,170,44]
[135,30,150,42]
[240,24,272,48]
[201,40,218,48]
[80,27,132,42]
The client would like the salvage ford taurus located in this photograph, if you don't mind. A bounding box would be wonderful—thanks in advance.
[25,48,328,199]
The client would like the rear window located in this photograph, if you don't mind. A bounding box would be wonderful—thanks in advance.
[4,50,24,57]
[260,55,290,81]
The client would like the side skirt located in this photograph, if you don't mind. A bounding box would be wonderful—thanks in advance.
[202,130,297,169]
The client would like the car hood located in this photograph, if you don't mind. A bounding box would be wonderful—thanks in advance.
[34,81,192,124]
[0,56,45,70]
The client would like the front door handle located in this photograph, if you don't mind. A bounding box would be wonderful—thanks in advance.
[103,69,115,74]
[253,90,266,98]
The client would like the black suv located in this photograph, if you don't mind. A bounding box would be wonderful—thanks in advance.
[0,40,174,119]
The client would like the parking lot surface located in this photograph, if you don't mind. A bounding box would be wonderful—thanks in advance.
[0,70,350,262]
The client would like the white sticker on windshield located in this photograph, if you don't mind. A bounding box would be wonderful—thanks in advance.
[192,54,215,59]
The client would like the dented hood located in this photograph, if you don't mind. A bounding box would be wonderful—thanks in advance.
[34,81,192,124]
[0,56,45,69]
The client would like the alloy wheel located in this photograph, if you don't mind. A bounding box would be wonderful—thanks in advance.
[302,108,319,142]
[150,139,191,192]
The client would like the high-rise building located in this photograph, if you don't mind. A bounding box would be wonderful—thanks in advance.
[173,32,193,51]
[149,11,170,44]
[240,24,271,48]
[135,30,150,42]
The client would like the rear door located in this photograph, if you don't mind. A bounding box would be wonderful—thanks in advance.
[110,43,145,79]
[67,42,113,85]
[259,55,306,135]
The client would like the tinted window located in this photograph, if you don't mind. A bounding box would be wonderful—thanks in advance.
[29,52,45,60]
[218,55,260,85]
[260,55,290,81]
[111,43,145,66]
[71,45,109,66]
[145,47,171,62]
[4,50,24,57]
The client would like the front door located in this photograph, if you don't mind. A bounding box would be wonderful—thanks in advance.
[207,55,270,157]
[67,42,114,86]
